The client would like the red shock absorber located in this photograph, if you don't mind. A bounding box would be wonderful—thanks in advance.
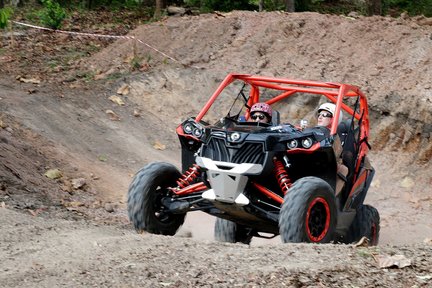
[177,164,201,189]
[273,157,292,195]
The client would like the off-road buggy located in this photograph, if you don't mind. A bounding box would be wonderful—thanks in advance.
[127,74,380,245]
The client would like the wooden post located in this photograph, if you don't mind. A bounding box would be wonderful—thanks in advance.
[133,36,137,63]
[9,21,14,48]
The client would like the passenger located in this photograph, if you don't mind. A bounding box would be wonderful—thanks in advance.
[316,102,343,129]
[250,102,272,124]
[316,103,348,195]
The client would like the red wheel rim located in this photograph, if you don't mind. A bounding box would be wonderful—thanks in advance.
[306,197,331,242]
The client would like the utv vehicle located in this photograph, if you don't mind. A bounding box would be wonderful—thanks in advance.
[127,74,380,245]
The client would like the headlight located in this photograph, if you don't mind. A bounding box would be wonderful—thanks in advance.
[193,128,203,138]
[183,123,193,134]
[230,132,241,142]
[301,137,313,149]
[287,139,298,149]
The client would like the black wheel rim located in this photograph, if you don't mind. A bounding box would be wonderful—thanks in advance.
[306,197,330,242]
[152,186,174,223]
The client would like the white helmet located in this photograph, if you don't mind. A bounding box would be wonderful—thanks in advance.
[318,103,343,124]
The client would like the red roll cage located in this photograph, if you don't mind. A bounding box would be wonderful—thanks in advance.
[194,73,370,175]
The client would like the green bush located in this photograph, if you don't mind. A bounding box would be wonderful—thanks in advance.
[384,0,432,16]
[38,0,66,29]
[249,0,284,11]
[0,7,13,29]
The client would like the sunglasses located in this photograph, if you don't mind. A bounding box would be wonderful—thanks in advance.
[317,112,333,118]
[251,114,267,120]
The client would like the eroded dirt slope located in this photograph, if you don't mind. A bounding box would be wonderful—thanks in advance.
[90,11,432,161]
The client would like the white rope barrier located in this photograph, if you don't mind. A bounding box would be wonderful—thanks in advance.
[11,20,184,66]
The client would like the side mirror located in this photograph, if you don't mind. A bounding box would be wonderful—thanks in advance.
[300,119,308,130]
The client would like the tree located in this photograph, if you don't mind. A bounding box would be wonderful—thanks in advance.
[285,0,294,12]
[154,0,165,18]
[259,0,263,11]
[295,0,310,11]
[368,0,382,15]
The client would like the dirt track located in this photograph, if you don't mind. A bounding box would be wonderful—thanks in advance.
[1,10,432,287]
[2,207,432,287]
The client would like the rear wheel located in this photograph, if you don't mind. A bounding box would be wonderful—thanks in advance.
[279,177,337,243]
[127,162,186,235]
[347,204,380,245]
[214,218,253,244]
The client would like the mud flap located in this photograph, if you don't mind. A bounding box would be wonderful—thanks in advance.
[345,168,375,211]
[335,210,356,241]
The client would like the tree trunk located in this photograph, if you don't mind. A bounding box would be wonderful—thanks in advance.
[86,0,93,9]
[368,0,382,16]
[154,0,165,19]
[0,0,4,9]
[259,0,263,12]
[285,0,295,12]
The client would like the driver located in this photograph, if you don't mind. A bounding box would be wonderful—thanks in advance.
[250,102,272,124]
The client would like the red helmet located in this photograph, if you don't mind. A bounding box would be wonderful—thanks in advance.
[250,103,272,118]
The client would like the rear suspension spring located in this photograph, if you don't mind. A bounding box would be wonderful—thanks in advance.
[273,158,292,195]
[177,164,201,189]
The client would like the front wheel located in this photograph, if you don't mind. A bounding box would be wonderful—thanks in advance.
[279,177,337,243]
[214,218,253,245]
[127,162,185,235]
[347,204,380,245]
